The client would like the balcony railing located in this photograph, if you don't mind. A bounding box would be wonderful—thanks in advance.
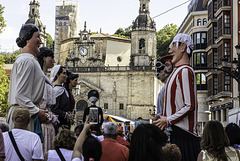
[66,65,155,73]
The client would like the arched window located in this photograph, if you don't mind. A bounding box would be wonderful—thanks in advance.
[197,19,201,26]
[139,39,145,49]
[203,18,207,26]
[76,100,88,111]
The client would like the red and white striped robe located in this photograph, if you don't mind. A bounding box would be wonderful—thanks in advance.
[163,64,198,136]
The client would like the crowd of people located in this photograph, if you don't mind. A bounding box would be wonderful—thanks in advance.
[0,23,240,161]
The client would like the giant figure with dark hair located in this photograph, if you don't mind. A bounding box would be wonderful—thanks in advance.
[64,71,79,113]
[37,47,59,154]
[7,24,48,132]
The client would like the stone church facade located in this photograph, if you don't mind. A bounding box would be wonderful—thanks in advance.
[57,0,161,121]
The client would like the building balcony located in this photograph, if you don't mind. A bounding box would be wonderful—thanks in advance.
[214,6,231,18]
[215,34,231,44]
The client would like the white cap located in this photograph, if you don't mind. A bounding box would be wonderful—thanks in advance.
[50,65,61,82]
[170,33,194,54]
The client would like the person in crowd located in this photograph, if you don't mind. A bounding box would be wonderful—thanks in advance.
[74,124,85,137]
[0,121,9,132]
[72,116,102,161]
[0,129,5,161]
[7,23,48,132]
[83,90,103,136]
[197,120,240,161]
[50,65,71,135]
[3,107,43,161]
[162,143,182,161]
[64,71,79,113]
[128,123,167,161]
[44,129,76,161]
[153,33,200,161]
[100,122,129,161]
[116,129,130,148]
[225,123,240,150]
[37,47,58,154]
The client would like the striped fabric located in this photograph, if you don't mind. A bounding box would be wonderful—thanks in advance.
[163,64,198,136]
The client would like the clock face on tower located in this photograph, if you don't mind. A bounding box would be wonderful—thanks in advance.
[79,47,88,56]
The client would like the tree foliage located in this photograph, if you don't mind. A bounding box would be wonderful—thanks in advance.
[0,49,20,64]
[46,33,54,49]
[114,25,132,39]
[156,23,178,60]
[0,3,6,34]
[0,55,10,116]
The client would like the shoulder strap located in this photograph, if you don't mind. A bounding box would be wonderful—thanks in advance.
[8,131,25,161]
[55,148,66,161]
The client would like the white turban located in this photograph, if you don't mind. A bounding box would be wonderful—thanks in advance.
[50,65,61,82]
[170,33,194,54]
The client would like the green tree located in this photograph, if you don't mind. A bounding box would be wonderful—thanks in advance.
[0,55,10,116]
[0,3,6,34]
[46,33,54,48]
[157,23,178,60]
[1,49,20,64]
[114,25,132,39]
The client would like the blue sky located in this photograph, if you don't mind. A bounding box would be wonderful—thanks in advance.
[0,0,190,52]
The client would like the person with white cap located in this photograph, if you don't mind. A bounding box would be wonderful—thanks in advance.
[50,65,71,135]
[153,33,200,161]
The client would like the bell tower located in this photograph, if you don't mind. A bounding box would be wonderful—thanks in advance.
[131,0,156,67]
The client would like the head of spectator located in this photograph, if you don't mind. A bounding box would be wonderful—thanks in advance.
[12,107,30,130]
[103,122,118,140]
[16,24,41,55]
[0,122,9,132]
[50,65,67,84]
[64,71,79,92]
[37,47,55,73]
[162,143,182,161]
[200,120,230,161]
[53,129,76,150]
[74,124,85,137]
[128,124,167,161]
[225,123,240,148]
[169,33,193,66]
[82,135,102,161]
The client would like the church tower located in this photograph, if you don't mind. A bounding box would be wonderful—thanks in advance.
[25,0,46,46]
[131,0,156,66]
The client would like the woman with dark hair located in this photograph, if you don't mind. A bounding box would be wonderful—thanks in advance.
[197,120,240,161]
[128,124,168,161]
[50,65,71,135]
[72,116,102,161]
[7,23,48,132]
[37,47,58,154]
[64,71,79,113]
[225,123,240,150]
[45,129,77,161]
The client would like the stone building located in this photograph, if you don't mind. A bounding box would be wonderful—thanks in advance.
[25,0,46,46]
[55,0,80,64]
[177,0,209,134]
[57,0,161,121]
[202,0,240,126]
